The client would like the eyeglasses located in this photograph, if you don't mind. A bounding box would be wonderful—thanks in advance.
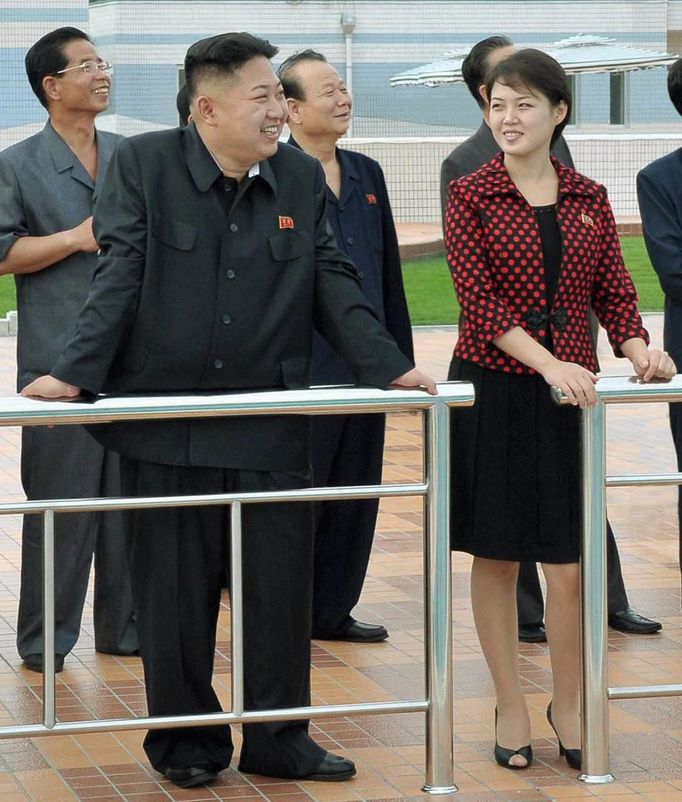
[55,60,113,76]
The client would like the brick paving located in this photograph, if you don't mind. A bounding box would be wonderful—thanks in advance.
[0,318,677,801]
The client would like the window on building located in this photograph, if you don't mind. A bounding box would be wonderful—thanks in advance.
[609,72,627,125]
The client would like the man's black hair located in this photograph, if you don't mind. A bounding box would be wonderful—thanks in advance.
[461,35,514,108]
[176,83,190,125]
[668,57,682,117]
[277,49,327,100]
[25,27,92,109]
[184,32,278,101]
[484,48,572,146]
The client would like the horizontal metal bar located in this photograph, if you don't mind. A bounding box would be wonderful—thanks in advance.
[0,383,474,427]
[0,482,427,517]
[0,699,429,739]
[606,473,682,487]
[609,684,682,700]
[551,374,682,405]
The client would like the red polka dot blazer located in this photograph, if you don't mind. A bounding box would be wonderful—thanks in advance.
[444,153,648,375]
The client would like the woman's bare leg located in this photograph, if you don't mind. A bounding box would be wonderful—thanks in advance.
[471,556,530,766]
[542,561,581,749]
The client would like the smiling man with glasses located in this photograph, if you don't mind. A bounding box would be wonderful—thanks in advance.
[0,27,138,674]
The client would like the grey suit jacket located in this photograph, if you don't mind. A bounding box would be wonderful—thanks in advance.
[439,122,574,221]
[0,121,120,390]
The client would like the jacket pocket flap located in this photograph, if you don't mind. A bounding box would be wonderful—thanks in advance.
[269,230,312,262]
[151,214,197,251]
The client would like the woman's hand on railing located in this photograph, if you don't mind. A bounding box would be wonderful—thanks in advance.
[540,359,598,408]
[21,375,81,401]
[630,348,677,383]
[391,368,438,396]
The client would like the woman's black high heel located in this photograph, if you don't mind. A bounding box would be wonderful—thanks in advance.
[546,701,582,770]
[494,708,532,770]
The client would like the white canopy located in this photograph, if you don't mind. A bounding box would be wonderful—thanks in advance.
[390,35,678,87]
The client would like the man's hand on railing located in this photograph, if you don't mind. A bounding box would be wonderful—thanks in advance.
[390,368,438,396]
[21,375,81,401]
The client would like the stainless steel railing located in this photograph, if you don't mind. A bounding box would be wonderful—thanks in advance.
[0,382,474,795]
[552,374,682,784]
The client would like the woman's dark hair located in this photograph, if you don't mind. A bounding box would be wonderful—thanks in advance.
[185,32,278,101]
[25,27,92,109]
[668,57,682,117]
[484,48,572,146]
[461,35,514,108]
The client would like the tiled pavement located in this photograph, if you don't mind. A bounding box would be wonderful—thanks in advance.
[0,317,678,801]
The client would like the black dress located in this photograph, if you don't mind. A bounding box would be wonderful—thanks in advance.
[449,204,582,564]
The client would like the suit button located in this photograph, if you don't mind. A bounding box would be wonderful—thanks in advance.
[214,359,224,369]
[358,271,365,278]
[222,314,231,324]
[229,223,238,232]
[346,237,354,245]
[226,269,236,279]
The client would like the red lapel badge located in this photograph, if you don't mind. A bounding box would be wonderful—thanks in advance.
[581,213,594,227]
[279,215,295,229]
[366,193,377,205]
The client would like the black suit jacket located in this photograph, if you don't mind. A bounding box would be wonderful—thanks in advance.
[637,148,682,362]
[439,122,575,221]
[52,125,413,471]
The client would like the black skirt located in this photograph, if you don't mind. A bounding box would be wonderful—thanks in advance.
[449,357,581,564]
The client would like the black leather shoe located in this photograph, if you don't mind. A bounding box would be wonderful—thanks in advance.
[164,766,218,788]
[608,607,662,634]
[22,653,64,673]
[314,620,388,643]
[304,753,356,781]
[518,623,547,643]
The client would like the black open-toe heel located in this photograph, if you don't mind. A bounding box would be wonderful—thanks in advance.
[546,701,581,770]
[494,707,532,770]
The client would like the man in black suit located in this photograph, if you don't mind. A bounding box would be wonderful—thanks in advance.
[440,35,661,641]
[637,56,682,582]
[280,50,414,644]
[23,33,435,790]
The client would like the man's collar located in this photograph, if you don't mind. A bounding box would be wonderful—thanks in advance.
[288,134,359,182]
[184,124,276,193]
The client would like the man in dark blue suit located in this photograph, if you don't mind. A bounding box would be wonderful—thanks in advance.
[279,50,414,643]
[637,56,682,579]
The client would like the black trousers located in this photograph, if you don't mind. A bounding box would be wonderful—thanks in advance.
[517,519,629,625]
[18,425,137,658]
[669,403,682,579]
[120,458,325,778]
[310,413,385,636]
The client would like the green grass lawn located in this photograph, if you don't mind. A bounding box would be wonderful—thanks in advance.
[0,236,664,324]
[402,235,664,325]
[0,275,15,319]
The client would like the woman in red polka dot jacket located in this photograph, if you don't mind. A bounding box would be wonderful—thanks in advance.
[445,49,676,772]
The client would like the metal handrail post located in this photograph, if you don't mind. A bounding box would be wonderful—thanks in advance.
[42,509,56,728]
[579,401,614,784]
[421,402,456,794]
[230,500,244,716]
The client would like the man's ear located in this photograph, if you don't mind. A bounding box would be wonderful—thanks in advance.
[193,95,216,125]
[286,97,303,126]
[42,75,61,104]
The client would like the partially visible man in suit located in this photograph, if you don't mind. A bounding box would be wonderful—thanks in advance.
[279,50,414,644]
[440,35,661,641]
[637,56,682,582]
[0,27,138,673]
[23,33,435,789]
